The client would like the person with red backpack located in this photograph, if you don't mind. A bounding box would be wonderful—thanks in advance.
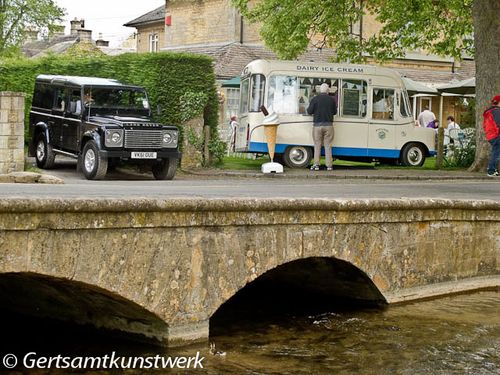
[483,95,500,177]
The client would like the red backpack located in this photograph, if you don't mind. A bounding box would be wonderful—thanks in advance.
[483,108,500,141]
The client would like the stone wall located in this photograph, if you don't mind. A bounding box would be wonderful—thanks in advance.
[0,198,498,346]
[0,92,25,174]
[164,0,260,47]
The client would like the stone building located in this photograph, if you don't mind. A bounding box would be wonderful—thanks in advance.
[22,18,134,58]
[124,1,475,127]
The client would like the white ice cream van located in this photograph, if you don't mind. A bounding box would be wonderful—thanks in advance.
[234,59,436,168]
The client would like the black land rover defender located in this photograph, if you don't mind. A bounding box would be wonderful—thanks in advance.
[28,75,180,180]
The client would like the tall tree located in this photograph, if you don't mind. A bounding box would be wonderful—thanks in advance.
[0,0,65,55]
[233,0,500,170]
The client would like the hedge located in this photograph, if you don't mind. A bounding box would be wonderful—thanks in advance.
[0,52,221,162]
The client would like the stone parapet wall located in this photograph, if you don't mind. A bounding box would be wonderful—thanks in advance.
[0,92,25,174]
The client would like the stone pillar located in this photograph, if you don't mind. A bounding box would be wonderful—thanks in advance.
[0,92,25,174]
[181,116,204,169]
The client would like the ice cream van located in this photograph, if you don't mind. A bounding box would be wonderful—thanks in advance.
[234,59,436,168]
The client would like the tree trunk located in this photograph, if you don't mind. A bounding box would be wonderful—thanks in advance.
[469,0,500,171]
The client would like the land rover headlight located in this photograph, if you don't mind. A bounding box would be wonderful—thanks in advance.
[162,130,178,147]
[105,129,124,147]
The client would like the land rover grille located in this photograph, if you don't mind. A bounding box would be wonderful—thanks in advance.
[124,130,164,149]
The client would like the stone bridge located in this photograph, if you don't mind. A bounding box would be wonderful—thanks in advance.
[0,198,498,346]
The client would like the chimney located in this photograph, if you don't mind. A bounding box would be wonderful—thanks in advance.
[77,29,92,42]
[95,33,109,47]
[70,18,85,36]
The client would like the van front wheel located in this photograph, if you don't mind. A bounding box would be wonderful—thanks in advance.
[401,143,426,167]
[283,146,313,168]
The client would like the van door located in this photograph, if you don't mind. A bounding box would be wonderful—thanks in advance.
[334,79,369,157]
[367,87,398,159]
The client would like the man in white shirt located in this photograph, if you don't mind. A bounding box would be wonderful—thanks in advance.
[418,106,436,127]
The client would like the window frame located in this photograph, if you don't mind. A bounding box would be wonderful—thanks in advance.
[340,79,368,118]
[149,33,159,53]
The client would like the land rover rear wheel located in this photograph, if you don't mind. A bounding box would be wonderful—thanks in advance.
[81,140,108,180]
[35,133,55,169]
[152,158,178,180]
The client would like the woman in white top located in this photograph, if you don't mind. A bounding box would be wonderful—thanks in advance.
[444,116,461,145]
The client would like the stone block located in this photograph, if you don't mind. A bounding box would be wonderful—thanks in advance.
[0,136,24,149]
[0,96,11,110]
[0,109,8,124]
[0,161,24,174]
[0,122,23,136]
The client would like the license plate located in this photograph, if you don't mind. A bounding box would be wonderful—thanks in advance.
[131,151,157,159]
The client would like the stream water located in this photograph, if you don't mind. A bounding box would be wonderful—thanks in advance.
[1,291,498,374]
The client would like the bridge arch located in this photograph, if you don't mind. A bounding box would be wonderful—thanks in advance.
[210,256,387,332]
[0,272,169,344]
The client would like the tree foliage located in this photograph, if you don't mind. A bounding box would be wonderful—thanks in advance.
[0,0,65,56]
[233,0,474,62]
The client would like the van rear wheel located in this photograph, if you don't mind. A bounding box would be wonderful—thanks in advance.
[283,146,313,168]
[401,143,426,167]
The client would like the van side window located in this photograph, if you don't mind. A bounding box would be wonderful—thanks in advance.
[239,78,250,115]
[399,91,411,117]
[32,83,54,109]
[250,74,266,112]
[268,75,298,114]
[372,88,395,120]
[341,80,367,118]
[268,76,338,115]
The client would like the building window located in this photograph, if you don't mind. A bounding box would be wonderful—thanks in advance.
[149,33,159,52]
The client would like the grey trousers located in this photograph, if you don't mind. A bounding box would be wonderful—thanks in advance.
[312,125,334,167]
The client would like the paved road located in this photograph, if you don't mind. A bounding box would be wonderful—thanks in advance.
[0,164,498,200]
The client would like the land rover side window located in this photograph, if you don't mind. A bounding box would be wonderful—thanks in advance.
[32,83,54,109]
[68,89,82,115]
[53,88,65,111]
[372,88,395,120]
[239,78,250,114]
[249,74,266,112]
[400,91,411,117]
[341,79,367,117]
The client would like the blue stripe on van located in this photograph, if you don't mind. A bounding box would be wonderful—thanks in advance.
[249,142,401,158]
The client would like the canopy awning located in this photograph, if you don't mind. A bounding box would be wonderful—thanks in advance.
[221,76,241,88]
[437,77,475,95]
[402,77,438,96]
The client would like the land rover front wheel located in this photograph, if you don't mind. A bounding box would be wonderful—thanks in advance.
[35,133,55,169]
[152,158,178,180]
[81,140,108,180]
[401,143,426,167]
[283,146,313,168]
